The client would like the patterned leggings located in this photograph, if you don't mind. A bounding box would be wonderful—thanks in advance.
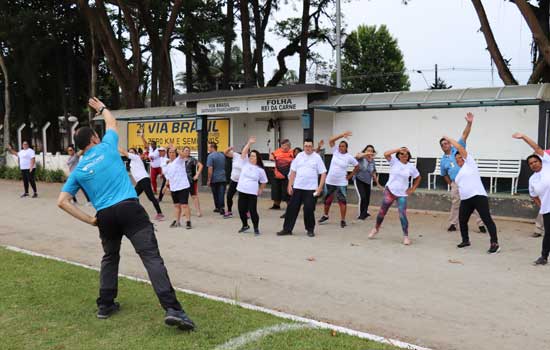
[375,188,409,236]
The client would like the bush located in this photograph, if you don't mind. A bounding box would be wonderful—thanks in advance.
[0,165,66,183]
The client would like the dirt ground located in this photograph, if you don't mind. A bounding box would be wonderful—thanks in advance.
[1,179,548,350]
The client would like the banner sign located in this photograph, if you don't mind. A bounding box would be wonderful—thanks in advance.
[127,118,230,151]
[197,95,307,115]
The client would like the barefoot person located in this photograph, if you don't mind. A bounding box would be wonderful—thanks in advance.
[354,145,383,220]
[440,112,486,233]
[443,137,500,254]
[7,141,38,198]
[182,146,203,217]
[119,147,165,221]
[236,137,268,235]
[164,147,192,229]
[318,131,359,228]
[513,132,550,264]
[369,147,421,245]
[277,139,327,237]
[57,97,194,330]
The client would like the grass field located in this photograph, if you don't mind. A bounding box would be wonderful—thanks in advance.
[0,247,403,350]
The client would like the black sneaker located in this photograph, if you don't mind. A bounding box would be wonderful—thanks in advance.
[270,204,281,210]
[447,224,457,232]
[532,232,543,238]
[219,209,225,216]
[365,213,371,218]
[487,243,500,254]
[97,302,120,319]
[164,308,195,331]
[20,193,29,198]
[238,226,250,233]
[318,216,329,224]
[533,256,548,265]
[254,229,260,235]
[340,220,347,228]
[32,193,38,198]
[169,221,180,228]
[277,230,292,236]
[186,221,192,230]
[457,241,471,248]
[280,213,286,219]
[479,226,487,234]
[307,231,315,237]
[213,208,220,213]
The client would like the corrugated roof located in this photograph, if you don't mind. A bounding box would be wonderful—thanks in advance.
[93,106,196,121]
[310,84,550,110]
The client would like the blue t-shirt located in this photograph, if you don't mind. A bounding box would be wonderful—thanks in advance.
[62,130,137,210]
[440,138,466,182]
[207,152,227,183]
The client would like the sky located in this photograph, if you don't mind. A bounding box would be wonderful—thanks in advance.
[171,0,533,91]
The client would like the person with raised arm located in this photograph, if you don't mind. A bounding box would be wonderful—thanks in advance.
[277,139,327,237]
[513,132,550,264]
[439,112,486,233]
[318,131,359,228]
[442,136,500,253]
[7,141,38,198]
[353,144,383,220]
[236,136,268,235]
[118,147,165,221]
[368,146,421,245]
[57,97,195,330]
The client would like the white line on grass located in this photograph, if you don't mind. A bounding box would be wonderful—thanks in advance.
[214,323,313,350]
[4,245,432,350]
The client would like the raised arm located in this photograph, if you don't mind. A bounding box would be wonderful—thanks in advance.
[512,132,544,156]
[6,144,17,156]
[224,146,235,158]
[141,134,148,150]
[88,97,117,132]
[316,139,325,153]
[383,148,402,161]
[241,136,256,160]
[329,131,352,148]
[445,137,467,159]
[118,147,129,157]
[461,112,474,142]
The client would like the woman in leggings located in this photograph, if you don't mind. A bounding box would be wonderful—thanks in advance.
[444,137,499,254]
[354,145,382,220]
[119,147,165,221]
[236,136,268,235]
[513,132,550,264]
[369,147,421,245]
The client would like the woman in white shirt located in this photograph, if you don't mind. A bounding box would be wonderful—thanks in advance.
[7,141,38,197]
[444,137,499,254]
[223,145,244,218]
[119,148,165,221]
[163,147,192,229]
[513,132,550,264]
[237,136,268,235]
[369,147,421,245]
[318,131,359,228]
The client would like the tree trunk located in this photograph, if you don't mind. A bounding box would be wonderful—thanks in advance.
[89,22,98,125]
[239,0,255,87]
[222,0,235,89]
[0,51,10,149]
[470,0,517,85]
[251,0,271,87]
[268,37,301,87]
[186,49,194,92]
[515,0,550,67]
[299,0,311,84]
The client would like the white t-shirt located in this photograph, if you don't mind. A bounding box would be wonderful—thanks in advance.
[159,156,169,171]
[149,147,161,168]
[236,157,268,195]
[230,152,243,182]
[454,155,487,200]
[127,153,149,183]
[529,153,550,214]
[164,157,190,191]
[385,155,420,197]
[291,151,327,190]
[18,149,36,170]
[326,146,358,186]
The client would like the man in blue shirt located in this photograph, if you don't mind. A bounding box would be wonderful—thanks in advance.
[57,97,195,331]
[206,142,227,215]
[439,112,486,233]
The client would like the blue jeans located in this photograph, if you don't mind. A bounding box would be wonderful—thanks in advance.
[211,182,226,212]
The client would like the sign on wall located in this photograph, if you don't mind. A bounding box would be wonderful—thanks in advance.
[197,95,308,115]
[127,118,230,151]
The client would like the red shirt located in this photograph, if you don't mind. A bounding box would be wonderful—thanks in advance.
[272,148,294,179]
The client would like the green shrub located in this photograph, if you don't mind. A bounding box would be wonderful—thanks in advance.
[0,165,66,183]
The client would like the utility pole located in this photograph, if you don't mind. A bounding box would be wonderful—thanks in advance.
[434,64,438,87]
[336,0,342,88]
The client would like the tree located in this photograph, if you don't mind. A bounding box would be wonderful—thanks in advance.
[341,24,410,93]
[0,49,10,149]
[430,77,452,90]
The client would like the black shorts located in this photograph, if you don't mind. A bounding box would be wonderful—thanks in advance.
[271,178,289,202]
[171,188,190,205]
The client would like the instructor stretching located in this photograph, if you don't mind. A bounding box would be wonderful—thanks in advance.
[57,97,195,330]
